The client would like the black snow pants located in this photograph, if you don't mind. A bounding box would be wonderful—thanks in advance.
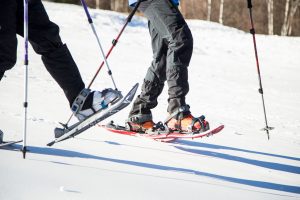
[0,0,85,105]
[129,0,193,117]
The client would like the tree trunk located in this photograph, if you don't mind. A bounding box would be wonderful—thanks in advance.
[281,0,290,35]
[207,0,212,21]
[96,0,99,9]
[95,0,111,10]
[219,0,224,24]
[111,0,128,12]
[266,0,274,35]
[287,0,300,35]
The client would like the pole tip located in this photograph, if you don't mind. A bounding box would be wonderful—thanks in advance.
[22,146,27,159]
[261,126,274,140]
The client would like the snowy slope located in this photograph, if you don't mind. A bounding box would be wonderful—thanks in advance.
[1,2,300,200]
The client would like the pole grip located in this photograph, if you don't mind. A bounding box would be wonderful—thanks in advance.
[127,0,144,22]
[247,0,252,9]
[80,0,93,23]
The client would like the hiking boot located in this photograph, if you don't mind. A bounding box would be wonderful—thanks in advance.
[126,114,155,132]
[165,105,209,133]
[167,114,209,132]
[72,88,122,121]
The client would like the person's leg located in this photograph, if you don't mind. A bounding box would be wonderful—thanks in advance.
[145,0,209,132]
[0,71,4,81]
[128,20,168,120]
[0,1,18,80]
[134,0,208,132]
[14,0,121,121]
[143,0,193,114]
[16,0,85,105]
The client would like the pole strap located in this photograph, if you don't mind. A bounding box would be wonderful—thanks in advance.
[71,88,91,114]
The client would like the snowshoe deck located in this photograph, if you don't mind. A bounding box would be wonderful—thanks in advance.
[47,83,139,146]
[100,121,224,142]
[100,122,177,142]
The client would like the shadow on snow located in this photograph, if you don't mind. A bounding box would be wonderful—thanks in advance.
[172,144,300,175]
[13,144,300,195]
[173,140,300,162]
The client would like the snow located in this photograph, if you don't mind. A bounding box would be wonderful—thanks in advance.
[1,2,300,199]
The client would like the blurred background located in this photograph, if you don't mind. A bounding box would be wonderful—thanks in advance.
[46,0,300,36]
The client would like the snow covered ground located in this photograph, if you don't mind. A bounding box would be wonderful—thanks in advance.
[1,2,300,200]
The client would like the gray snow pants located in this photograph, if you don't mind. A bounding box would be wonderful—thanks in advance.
[0,0,85,105]
[129,0,193,117]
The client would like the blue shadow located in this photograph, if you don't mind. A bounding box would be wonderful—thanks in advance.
[174,140,300,162]
[14,145,300,194]
[174,146,300,174]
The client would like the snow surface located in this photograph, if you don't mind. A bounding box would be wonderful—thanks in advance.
[1,2,300,200]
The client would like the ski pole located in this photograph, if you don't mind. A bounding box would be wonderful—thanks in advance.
[22,0,29,158]
[63,0,143,127]
[80,0,118,90]
[86,0,143,89]
[247,0,274,139]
